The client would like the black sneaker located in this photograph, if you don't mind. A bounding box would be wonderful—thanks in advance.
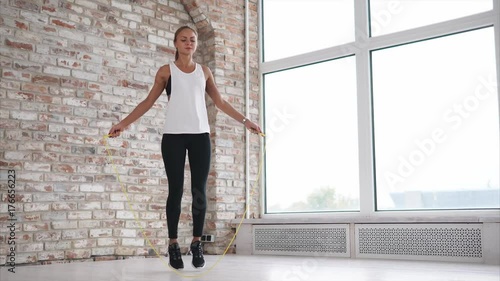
[190,241,205,268]
[168,243,184,269]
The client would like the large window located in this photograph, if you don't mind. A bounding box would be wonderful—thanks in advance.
[369,0,493,36]
[261,0,499,214]
[264,57,360,213]
[262,0,354,61]
[372,27,499,210]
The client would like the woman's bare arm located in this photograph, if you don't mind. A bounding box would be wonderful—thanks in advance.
[108,65,170,137]
[204,65,262,134]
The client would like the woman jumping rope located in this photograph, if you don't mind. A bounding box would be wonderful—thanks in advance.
[108,26,262,269]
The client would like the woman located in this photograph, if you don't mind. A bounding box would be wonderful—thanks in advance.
[108,26,262,270]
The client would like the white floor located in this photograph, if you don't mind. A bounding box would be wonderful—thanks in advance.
[1,255,499,281]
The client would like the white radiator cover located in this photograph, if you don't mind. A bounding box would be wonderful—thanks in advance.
[253,224,350,257]
[250,223,485,263]
[355,224,483,262]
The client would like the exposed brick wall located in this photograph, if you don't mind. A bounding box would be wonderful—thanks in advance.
[0,0,260,265]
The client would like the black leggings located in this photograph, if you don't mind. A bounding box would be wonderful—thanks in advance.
[161,133,211,239]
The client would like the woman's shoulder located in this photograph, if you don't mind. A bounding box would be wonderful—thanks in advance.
[157,64,172,78]
[160,64,172,72]
[198,64,212,75]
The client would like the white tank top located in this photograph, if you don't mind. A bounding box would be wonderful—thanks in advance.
[163,63,210,134]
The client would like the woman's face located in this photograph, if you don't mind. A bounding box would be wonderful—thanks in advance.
[175,28,198,56]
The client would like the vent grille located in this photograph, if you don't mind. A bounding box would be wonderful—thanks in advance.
[356,224,482,262]
[253,224,350,257]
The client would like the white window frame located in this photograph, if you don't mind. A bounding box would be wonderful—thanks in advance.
[258,0,500,220]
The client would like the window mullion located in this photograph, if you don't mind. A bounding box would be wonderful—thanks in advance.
[494,0,500,109]
[355,0,375,216]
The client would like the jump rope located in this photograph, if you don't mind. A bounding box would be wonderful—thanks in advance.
[102,131,265,279]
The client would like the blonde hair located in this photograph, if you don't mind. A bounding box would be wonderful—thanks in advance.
[174,26,198,60]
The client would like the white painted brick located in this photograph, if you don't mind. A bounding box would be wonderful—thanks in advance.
[65,249,91,259]
[52,202,78,211]
[133,194,153,202]
[56,0,81,13]
[48,123,74,134]
[122,238,144,247]
[74,107,97,118]
[44,240,70,249]
[148,35,169,46]
[122,12,142,22]
[10,110,38,121]
[92,247,115,256]
[5,151,32,160]
[72,239,96,248]
[110,193,127,201]
[116,52,136,63]
[84,63,103,74]
[21,102,48,112]
[68,211,92,220]
[96,43,120,57]
[112,86,137,98]
[78,220,100,228]
[147,221,164,229]
[114,229,136,237]
[101,94,125,105]
[38,251,65,261]
[75,0,98,10]
[125,221,146,229]
[51,221,78,229]
[24,203,50,212]
[44,65,71,76]
[132,72,154,84]
[139,212,160,220]
[111,0,132,11]
[72,70,98,81]
[102,202,124,210]
[34,193,60,202]
[62,97,88,107]
[59,29,84,42]
[75,164,104,173]
[167,0,182,9]
[116,211,135,219]
[20,10,49,24]
[33,231,62,241]
[80,184,105,192]
[104,58,127,68]
[84,35,107,47]
[108,41,131,53]
[157,29,175,40]
[89,229,113,238]
[116,247,135,256]
[62,229,88,239]
[17,243,44,252]
[216,155,234,163]
[133,6,155,17]
[23,223,49,232]
[92,210,116,219]
[216,212,236,220]
[137,57,155,68]
[1,193,31,203]
[78,202,101,210]
[127,203,147,211]
[13,253,37,264]
[24,162,51,172]
[97,238,120,246]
